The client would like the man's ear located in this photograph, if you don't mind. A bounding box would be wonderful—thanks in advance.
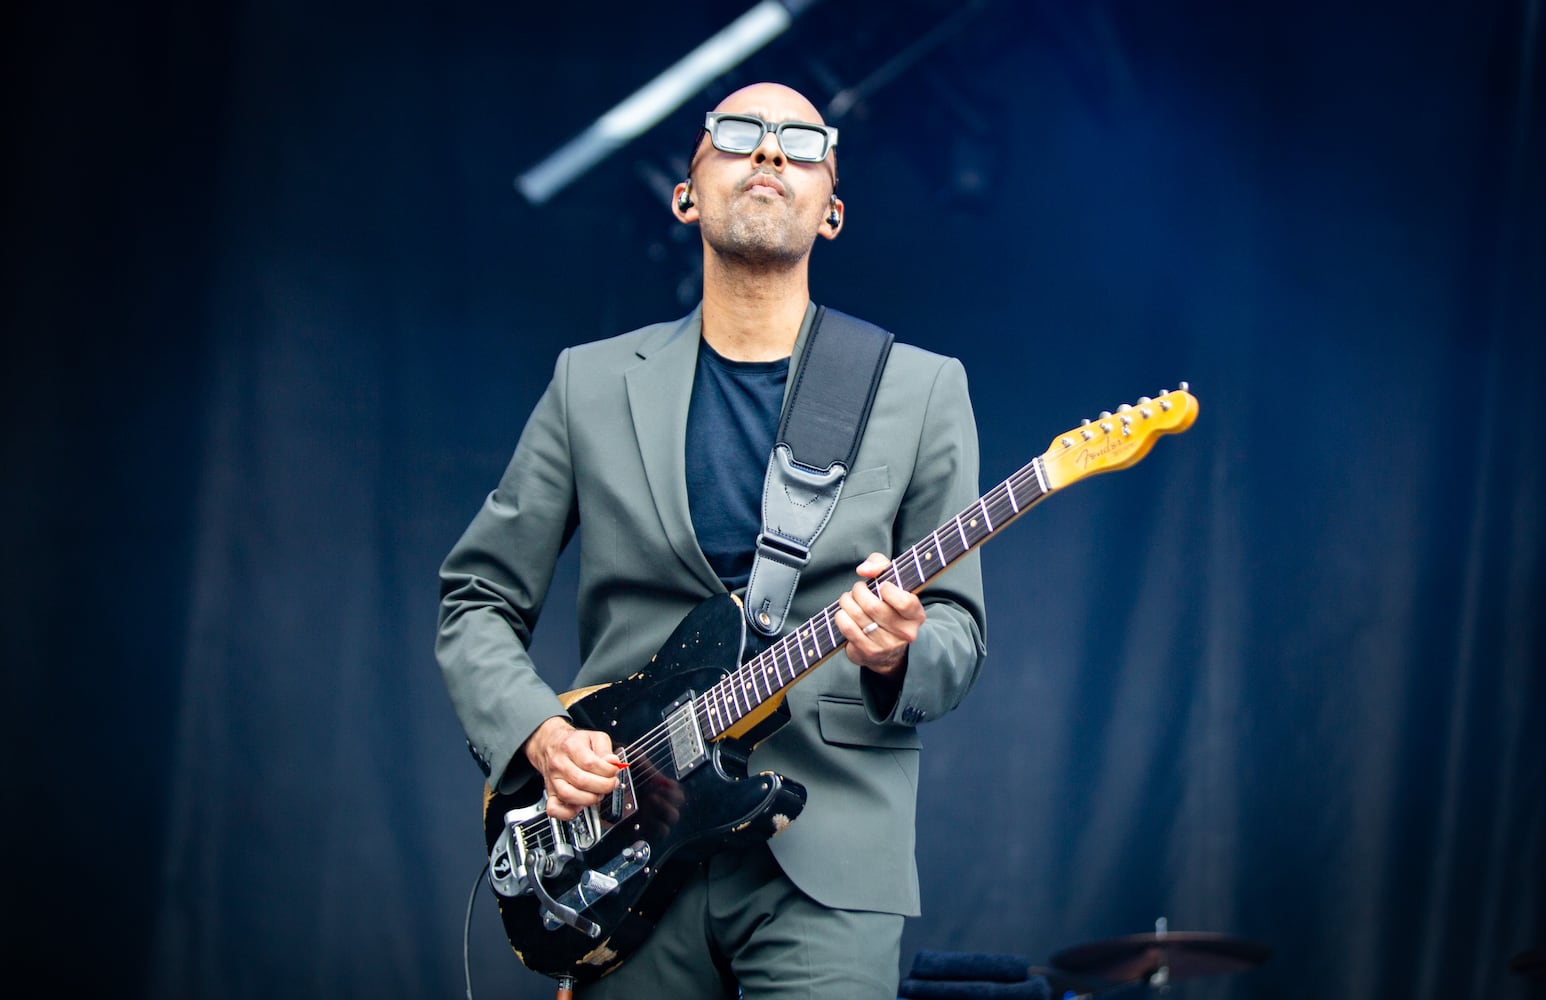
[672,180,699,224]
[820,195,844,239]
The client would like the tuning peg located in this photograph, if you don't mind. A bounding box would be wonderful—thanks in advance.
[1179,381,1190,391]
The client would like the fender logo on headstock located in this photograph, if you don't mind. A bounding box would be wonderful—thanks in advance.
[1039,385,1199,491]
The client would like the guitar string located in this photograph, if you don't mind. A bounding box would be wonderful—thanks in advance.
[502,409,1188,852]
[508,459,1051,848]
[570,463,1046,776]
[583,467,1044,779]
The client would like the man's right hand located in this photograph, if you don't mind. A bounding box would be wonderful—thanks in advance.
[523,716,622,819]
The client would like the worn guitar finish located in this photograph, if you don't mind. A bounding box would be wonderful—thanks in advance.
[482,387,1200,984]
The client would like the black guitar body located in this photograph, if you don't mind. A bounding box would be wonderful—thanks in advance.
[483,593,808,983]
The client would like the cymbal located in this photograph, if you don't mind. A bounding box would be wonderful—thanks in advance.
[1050,931,1271,984]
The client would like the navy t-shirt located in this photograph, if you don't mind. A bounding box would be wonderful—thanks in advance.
[686,339,789,591]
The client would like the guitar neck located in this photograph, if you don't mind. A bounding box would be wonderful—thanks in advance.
[689,385,1199,743]
[695,454,1054,741]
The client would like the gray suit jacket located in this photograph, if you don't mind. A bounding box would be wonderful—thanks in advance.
[437,303,987,915]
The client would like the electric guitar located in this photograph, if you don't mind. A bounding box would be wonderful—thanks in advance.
[482,386,1200,984]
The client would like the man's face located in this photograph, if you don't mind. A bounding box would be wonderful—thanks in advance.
[684,83,841,267]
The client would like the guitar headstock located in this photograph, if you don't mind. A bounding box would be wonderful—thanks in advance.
[1039,385,1199,490]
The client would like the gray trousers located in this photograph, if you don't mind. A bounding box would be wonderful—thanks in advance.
[578,844,904,1000]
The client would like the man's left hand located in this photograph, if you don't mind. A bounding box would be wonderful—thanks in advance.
[836,552,923,678]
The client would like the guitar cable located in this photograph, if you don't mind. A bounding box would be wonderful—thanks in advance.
[463,860,490,1000]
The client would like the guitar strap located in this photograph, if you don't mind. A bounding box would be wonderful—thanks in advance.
[743,306,893,636]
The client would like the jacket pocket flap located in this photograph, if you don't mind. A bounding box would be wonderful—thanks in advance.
[841,466,890,498]
[817,695,922,749]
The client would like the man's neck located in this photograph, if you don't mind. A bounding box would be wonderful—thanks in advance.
[699,257,810,362]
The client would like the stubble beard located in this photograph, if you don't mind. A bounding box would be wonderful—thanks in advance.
[702,200,814,271]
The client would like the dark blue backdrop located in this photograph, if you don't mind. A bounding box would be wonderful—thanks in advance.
[5,2,1542,998]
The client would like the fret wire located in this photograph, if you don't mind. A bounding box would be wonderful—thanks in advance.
[729,673,745,718]
[743,660,760,703]
[1031,457,1048,495]
[741,666,755,712]
[978,497,994,533]
[954,515,969,551]
[987,493,1015,523]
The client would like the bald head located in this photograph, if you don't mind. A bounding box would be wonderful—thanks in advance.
[713,82,825,121]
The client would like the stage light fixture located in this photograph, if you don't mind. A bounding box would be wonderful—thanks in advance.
[515,0,819,205]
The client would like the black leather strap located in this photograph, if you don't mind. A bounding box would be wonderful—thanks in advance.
[743,307,893,636]
[777,306,894,472]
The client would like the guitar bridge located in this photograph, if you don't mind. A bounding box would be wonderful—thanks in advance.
[489,802,543,897]
[489,770,641,901]
[538,841,653,933]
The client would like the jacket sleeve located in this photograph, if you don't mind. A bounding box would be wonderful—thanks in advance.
[436,350,578,794]
[862,356,989,727]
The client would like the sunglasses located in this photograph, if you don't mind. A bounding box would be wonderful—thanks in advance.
[696,112,839,164]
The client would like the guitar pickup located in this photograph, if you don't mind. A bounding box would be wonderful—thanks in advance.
[600,765,638,825]
[663,693,706,776]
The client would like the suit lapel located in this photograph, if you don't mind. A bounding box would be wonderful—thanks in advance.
[625,309,721,592]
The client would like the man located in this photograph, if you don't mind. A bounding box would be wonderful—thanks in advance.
[437,82,987,999]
